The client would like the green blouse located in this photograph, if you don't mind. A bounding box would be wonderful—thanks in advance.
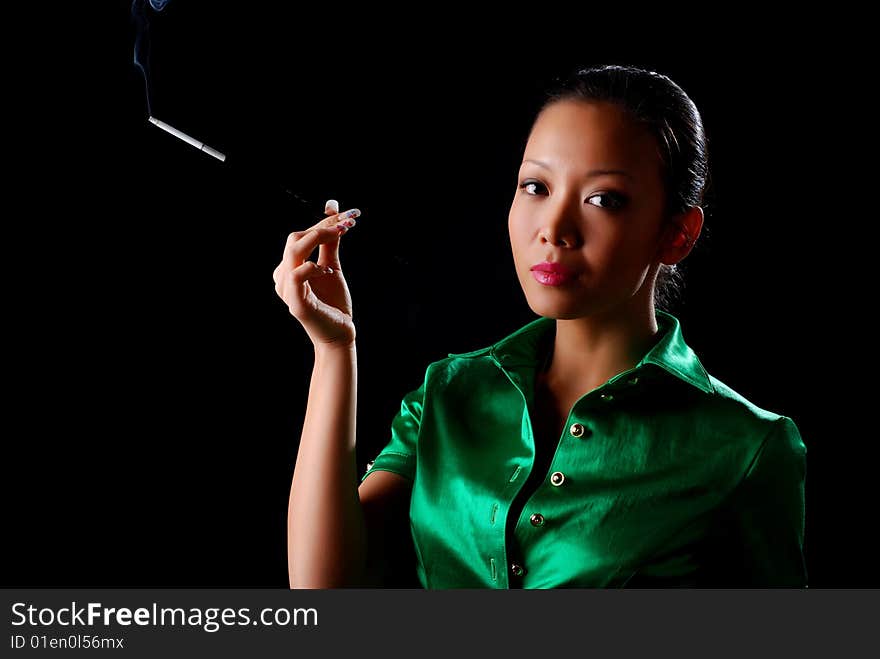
[361,311,807,588]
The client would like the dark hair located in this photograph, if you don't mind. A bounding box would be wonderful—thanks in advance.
[538,64,711,311]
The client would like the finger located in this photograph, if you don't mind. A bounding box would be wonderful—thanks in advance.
[283,208,360,268]
[275,260,329,304]
[319,198,343,268]
[319,211,361,270]
[280,225,334,269]
[283,260,335,317]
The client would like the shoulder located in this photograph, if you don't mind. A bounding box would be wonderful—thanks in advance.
[435,315,552,372]
[649,310,804,458]
[438,315,552,368]
[446,346,494,359]
[704,373,786,424]
[695,371,806,467]
[416,345,497,391]
[404,323,531,399]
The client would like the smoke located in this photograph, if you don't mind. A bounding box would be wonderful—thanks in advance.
[129,0,315,210]
[131,0,170,116]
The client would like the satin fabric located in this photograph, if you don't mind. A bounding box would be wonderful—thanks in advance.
[361,311,807,588]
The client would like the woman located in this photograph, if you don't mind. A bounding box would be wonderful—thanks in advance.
[274,64,807,588]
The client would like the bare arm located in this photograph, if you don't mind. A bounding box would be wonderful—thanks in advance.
[287,342,416,587]
[359,470,417,587]
[287,342,365,588]
[276,200,414,587]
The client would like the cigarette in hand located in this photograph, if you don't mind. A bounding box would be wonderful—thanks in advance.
[148,116,226,162]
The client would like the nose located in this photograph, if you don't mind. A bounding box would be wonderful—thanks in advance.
[538,197,581,248]
[540,228,573,247]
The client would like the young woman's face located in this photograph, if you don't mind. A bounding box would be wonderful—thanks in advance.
[508,99,669,319]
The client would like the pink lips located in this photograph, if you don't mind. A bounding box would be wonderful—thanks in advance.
[530,262,576,286]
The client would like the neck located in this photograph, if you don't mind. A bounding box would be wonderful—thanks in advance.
[541,302,661,397]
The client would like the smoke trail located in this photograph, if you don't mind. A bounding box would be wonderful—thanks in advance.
[132,0,170,116]
[129,0,317,210]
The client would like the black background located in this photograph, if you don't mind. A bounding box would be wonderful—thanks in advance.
[7,3,871,587]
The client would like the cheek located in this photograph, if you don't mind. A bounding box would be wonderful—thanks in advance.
[509,218,533,260]
[508,195,530,228]
[601,230,659,273]
[507,210,525,244]
[507,221,520,261]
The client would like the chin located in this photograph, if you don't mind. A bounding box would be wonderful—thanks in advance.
[521,278,618,320]
[523,291,591,320]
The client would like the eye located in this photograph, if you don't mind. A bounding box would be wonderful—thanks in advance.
[518,180,547,196]
[587,192,627,210]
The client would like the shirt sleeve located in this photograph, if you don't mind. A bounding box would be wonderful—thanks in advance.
[712,415,808,587]
[360,378,426,483]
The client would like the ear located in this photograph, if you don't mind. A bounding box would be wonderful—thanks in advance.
[657,206,704,266]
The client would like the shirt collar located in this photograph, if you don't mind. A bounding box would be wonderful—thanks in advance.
[487,310,714,395]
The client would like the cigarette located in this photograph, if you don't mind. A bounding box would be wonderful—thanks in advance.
[148,116,226,162]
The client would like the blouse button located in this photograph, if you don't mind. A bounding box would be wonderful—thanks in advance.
[530,513,545,527]
[600,392,614,402]
[510,563,525,577]
[569,422,585,437]
[627,375,640,386]
[550,471,565,486]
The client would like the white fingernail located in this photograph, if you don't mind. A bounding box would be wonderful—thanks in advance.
[325,199,339,214]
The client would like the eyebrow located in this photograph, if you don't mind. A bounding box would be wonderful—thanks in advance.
[521,159,634,181]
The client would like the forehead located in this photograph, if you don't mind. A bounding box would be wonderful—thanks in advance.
[525,100,661,175]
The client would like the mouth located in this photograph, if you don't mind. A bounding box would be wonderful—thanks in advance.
[531,269,576,286]
[530,262,577,286]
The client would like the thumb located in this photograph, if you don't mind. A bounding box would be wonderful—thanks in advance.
[295,261,335,301]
